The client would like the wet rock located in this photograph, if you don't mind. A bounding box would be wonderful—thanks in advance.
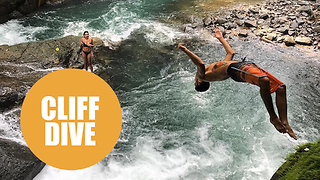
[235,19,244,26]
[278,16,287,24]
[184,24,195,33]
[244,20,257,27]
[314,26,320,33]
[203,17,212,26]
[290,21,299,30]
[261,36,274,44]
[265,32,277,41]
[295,36,312,45]
[17,0,38,15]
[301,29,308,36]
[257,19,265,25]
[249,7,259,14]
[284,35,296,46]
[296,18,305,25]
[288,30,296,36]
[46,0,67,5]
[0,137,45,180]
[224,22,236,30]
[215,18,227,25]
[297,6,313,15]
[238,30,248,37]
[276,36,285,43]
[254,29,263,36]
[9,10,23,19]
[278,27,288,34]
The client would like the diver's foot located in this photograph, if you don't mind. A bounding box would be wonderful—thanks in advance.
[283,124,298,140]
[270,116,287,133]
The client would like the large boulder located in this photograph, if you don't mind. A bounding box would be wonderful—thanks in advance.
[0,137,45,180]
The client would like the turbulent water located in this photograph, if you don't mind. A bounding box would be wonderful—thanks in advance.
[0,0,319,179]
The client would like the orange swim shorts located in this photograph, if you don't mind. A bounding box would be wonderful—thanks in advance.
[227,62,285,93]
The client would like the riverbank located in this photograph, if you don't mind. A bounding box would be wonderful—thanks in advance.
[183,0,320,51]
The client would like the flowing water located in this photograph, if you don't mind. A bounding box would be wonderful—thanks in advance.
[0,0,319,179]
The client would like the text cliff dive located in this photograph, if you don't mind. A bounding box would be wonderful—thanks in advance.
[41,96,99,146]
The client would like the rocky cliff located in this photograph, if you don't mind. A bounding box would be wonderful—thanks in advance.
[0,137,45,180]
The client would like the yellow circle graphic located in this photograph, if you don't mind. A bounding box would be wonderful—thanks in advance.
[21,69,122,170]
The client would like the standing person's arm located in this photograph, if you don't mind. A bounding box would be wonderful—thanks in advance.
[214,29,235,61]
[80,38,83,48]
[89,38,94,47]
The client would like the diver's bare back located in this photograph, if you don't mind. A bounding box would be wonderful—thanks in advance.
[203,60,238,82]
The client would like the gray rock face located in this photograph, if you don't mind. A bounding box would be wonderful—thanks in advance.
[0,137,45,180]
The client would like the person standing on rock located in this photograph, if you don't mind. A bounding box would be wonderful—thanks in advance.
[80,31,94,72]
[178,29,297,140]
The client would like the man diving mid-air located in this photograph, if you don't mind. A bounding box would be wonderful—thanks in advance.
[178,29,297,140]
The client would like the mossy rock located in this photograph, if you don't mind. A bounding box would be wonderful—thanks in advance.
[271,139,320,180]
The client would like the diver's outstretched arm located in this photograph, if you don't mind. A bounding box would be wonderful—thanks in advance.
[214,29,235,61]
[178,43,205,79]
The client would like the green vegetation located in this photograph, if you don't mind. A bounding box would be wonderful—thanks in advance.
[272,139,320,180]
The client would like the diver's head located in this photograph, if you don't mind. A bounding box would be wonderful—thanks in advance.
[83,31,89,38]
[195,81,210,92]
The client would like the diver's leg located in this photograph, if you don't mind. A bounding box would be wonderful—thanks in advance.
[276,86,297,139]
[259,77,286,133]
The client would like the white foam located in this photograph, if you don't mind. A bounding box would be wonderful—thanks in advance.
[0,108,25,143]
[34,125,234,180]
[63,21,91,37]
[0,20,49,45]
